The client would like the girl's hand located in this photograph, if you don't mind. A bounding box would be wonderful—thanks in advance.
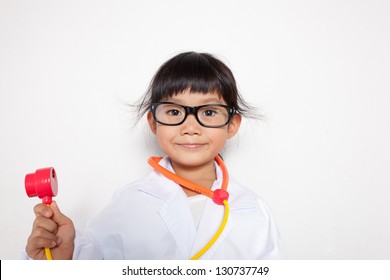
[26,201,75,260]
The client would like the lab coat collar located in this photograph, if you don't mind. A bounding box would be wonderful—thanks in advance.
[139,157,183,201]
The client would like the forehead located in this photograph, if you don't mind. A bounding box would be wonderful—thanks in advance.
[163,91,227,106]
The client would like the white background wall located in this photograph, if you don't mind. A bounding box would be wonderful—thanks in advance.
[1,0,389,259]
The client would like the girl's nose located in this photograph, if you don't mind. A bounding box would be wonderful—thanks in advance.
[180,114,201,135]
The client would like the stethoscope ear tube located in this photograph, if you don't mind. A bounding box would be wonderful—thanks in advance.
[148,156,230,203]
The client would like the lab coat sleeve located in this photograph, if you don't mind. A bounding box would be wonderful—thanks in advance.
[72,229,103,260]
[256,197,283,259]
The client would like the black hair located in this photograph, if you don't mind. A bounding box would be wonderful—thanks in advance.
[136,51,260,120]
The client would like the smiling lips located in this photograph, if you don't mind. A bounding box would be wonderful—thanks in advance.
[177,143,205,149]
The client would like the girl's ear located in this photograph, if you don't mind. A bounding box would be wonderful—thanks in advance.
[227,114,242,139]
[147,111,157,134]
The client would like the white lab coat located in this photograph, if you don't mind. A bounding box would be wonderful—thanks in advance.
[73,157,281,259]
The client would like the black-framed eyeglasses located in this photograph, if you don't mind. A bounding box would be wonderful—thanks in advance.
[150,102,236,128]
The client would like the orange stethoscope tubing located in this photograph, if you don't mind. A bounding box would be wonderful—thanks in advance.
[148,156,230,260]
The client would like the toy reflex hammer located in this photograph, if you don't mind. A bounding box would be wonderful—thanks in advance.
[25,167,58,260]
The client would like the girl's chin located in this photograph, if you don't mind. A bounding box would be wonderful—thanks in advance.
[169,156,215,168]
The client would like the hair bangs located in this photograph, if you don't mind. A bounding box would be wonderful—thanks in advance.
[151,52,224,102]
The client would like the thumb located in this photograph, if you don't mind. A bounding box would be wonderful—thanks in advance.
[49,201,71,226]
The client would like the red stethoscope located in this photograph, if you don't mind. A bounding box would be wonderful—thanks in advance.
[148,156,230,260]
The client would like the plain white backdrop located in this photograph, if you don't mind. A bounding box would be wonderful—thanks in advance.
[1,0,389,259]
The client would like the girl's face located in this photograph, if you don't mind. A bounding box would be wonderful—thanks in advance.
[147,90,241,170]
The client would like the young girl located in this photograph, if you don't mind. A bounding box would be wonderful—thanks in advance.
[25,52,281,260]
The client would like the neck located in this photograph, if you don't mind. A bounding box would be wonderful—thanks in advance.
[170,160,216,196]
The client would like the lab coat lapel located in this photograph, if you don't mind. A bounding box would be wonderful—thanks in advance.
[139,157,196,258]
[158,188,196,258]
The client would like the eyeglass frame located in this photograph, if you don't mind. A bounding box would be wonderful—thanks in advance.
[150,102,236,128]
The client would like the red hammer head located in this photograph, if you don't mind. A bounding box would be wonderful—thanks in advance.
[25,167,58,205]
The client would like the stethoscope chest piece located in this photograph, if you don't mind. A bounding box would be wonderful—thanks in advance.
[212,189,229,205]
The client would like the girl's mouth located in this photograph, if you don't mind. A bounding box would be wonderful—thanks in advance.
[177,143,205,149]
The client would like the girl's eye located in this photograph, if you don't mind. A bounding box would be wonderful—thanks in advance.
[167,109,182,116]
[203,110,217,117]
